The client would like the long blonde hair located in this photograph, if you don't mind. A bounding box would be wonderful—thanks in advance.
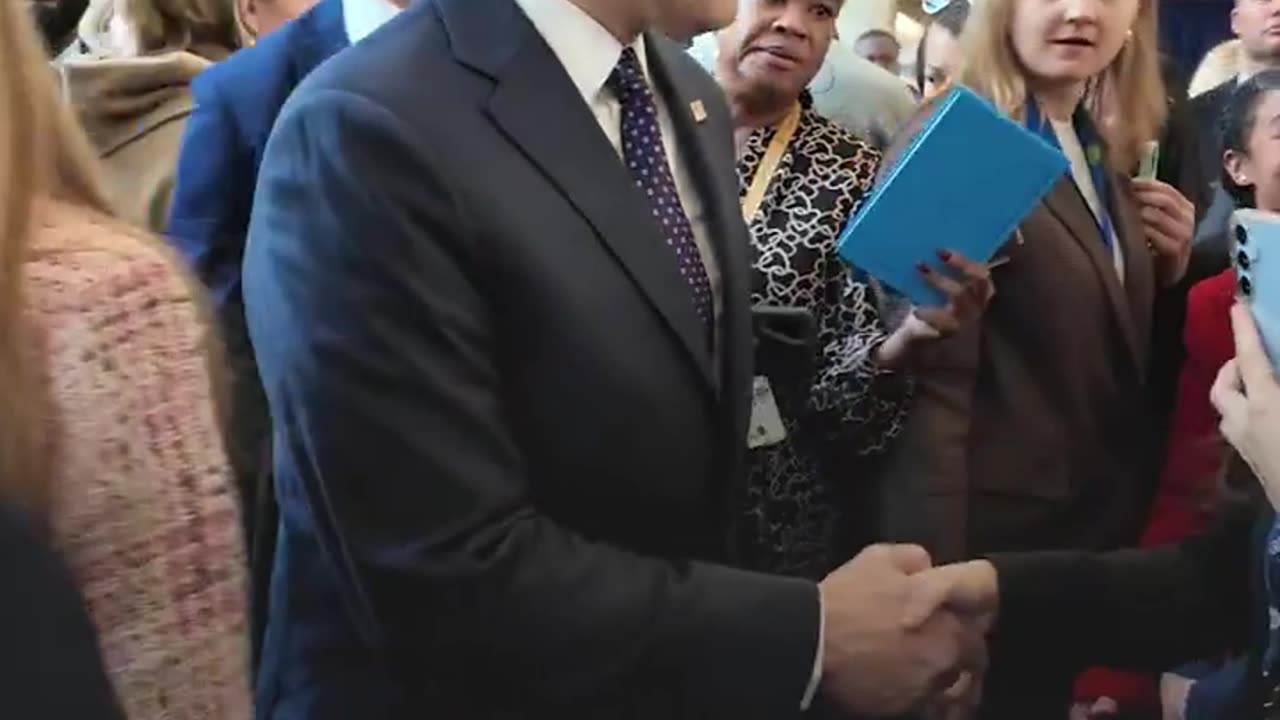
[957,0,1166,172]
[0,0,112,513]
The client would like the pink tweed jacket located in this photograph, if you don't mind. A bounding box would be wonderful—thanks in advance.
[28,200,250,719]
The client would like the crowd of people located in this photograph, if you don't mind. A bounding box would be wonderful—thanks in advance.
[10,0,1280,717]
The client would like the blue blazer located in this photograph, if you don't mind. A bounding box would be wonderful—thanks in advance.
[166,0,348,307]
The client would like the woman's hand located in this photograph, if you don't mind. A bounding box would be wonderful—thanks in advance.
[1211,304,1280,509]
[1131,178,1193,287]
[1068,697,1118,720]
[876,250,993,368]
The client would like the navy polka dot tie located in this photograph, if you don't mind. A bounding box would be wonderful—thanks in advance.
[607,47,714,333]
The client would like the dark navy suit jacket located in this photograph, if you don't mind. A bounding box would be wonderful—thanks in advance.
[243,0,821,718]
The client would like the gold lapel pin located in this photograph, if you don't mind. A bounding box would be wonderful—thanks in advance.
[690,100,707,124]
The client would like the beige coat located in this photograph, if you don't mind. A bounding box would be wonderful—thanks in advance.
[877,148,1158,563]
[58,49,219,232]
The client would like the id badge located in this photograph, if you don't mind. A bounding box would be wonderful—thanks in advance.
[747,376,788,449]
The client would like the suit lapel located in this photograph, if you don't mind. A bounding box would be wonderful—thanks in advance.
[645,34,752,393]
[478,19,716,388]
[1114,176,1155,373]
[1042,178,1143,368]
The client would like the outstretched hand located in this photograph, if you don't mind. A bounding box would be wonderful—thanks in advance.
[903,561,1001,720]
[817,545,989,716]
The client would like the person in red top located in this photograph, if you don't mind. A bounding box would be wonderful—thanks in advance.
[1073,68,1280,720]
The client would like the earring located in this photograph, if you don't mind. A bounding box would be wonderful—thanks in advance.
[1125,28,1134,44]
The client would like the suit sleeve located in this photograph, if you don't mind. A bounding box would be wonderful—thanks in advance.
[990,498,1255,678]
[244,89,821,717]
[166,78,253,302]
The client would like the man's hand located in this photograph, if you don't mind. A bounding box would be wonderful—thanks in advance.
[901,560,1000,720]
[817,545,988,716]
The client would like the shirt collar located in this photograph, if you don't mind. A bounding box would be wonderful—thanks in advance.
[341,0,401,45]
[512,0,652,105]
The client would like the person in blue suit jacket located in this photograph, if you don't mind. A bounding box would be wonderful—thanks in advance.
[165,0,404,671]
[241,0,990,718]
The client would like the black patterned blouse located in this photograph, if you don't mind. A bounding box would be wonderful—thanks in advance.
[737,96,911,579]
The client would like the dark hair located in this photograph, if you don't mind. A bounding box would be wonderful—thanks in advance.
[29,0,87,54]
[856,28,899,49]
[915,0,970,94]
[1221,69,1280,208]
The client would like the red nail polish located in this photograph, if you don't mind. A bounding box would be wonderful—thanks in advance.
[916,262,930,273]
[937,249,953,261]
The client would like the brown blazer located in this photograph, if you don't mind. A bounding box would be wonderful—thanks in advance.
[877,145,1158,563]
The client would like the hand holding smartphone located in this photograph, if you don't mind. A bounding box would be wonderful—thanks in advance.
[1230,209,1280,371]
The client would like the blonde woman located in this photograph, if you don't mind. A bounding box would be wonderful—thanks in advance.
[875,0,1193,712]
[57,0,239,231]
[1,2,249,718]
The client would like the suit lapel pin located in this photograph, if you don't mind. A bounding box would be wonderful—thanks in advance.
[690,100,707,124]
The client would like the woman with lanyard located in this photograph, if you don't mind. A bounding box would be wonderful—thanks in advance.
[873,0,1194,713]
[710,0,992,581]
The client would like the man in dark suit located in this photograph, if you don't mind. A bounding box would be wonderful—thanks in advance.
[243,0,986,717]
[166,0,406,667]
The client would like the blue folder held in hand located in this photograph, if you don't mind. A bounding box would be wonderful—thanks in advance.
[837,86,1068,306]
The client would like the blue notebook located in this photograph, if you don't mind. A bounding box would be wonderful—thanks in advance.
[837,86,1068,306]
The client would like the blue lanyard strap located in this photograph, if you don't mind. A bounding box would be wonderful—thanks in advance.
[1024,99,1114,248]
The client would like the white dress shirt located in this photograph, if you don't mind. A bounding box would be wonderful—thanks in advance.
[512,0,721,317]
[512,0,819,708]
[341,0,401,44]
[1050,118,1126,281]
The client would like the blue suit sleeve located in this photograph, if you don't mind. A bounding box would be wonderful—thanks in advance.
[166,77,254,306]
[244,88,821,717]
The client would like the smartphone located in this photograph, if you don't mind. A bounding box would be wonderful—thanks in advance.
[1230,209,1280,369]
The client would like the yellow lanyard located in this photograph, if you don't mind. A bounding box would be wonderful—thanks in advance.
[740,102,802,223]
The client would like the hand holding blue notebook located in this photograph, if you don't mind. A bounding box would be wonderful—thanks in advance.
[837,86,1068,306]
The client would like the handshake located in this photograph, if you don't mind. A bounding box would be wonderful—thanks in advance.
[816,544,999,718]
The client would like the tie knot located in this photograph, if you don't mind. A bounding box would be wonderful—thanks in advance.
[606,46,649,104]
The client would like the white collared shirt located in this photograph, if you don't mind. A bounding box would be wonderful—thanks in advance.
[511,6,816,705]
[1050,118,1126,282]
[341,0,401,45]
[511,0,721,318]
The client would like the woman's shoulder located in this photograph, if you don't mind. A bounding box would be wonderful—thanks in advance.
[804,108,882,160]
[26,201,195,317]
[801,107,883,190]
